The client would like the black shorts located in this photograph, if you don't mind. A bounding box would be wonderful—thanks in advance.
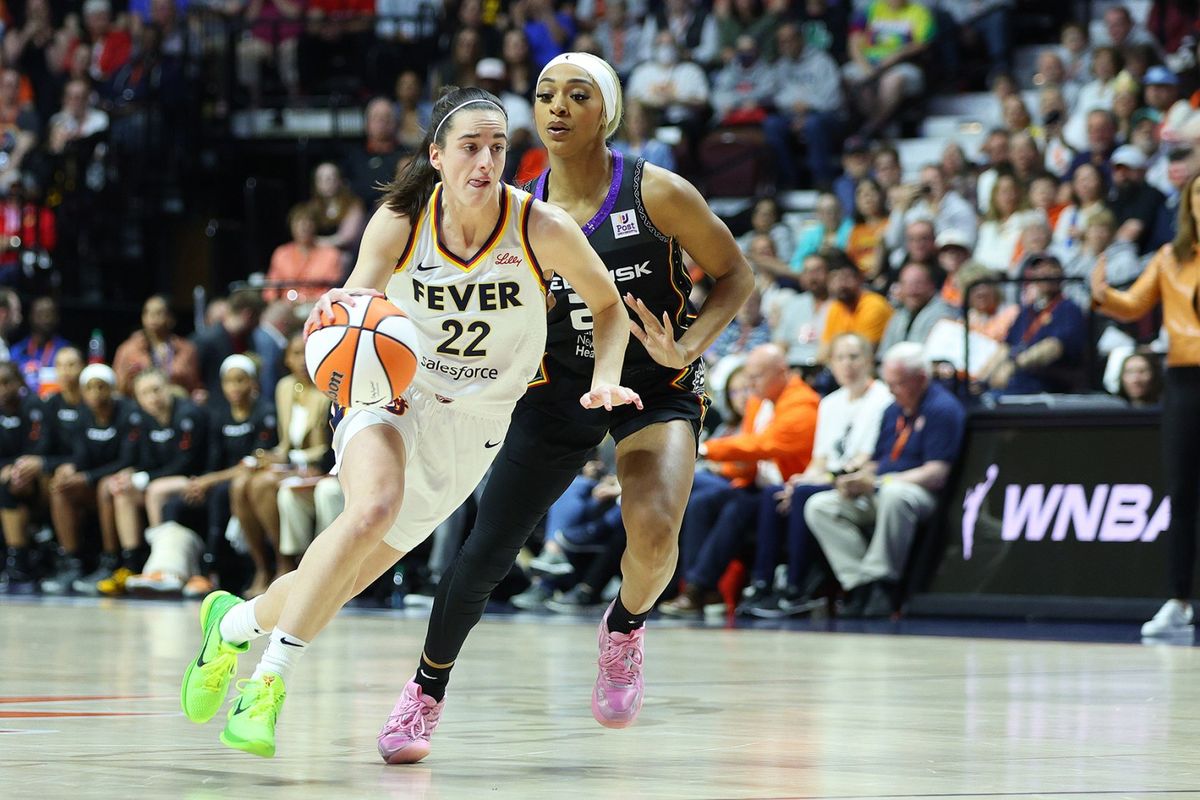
[509,357,709,470]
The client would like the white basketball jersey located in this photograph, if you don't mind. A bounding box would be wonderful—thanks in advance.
[387,183,548,414]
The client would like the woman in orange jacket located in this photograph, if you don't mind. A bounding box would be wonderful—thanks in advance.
[1092,171,1200,638]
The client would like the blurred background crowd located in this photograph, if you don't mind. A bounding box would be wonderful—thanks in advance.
[0,0,1187,621]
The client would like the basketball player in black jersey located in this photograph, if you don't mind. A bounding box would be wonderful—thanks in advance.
[380,53,754,760]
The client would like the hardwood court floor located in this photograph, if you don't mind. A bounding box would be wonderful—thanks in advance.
[2,598,1200,800]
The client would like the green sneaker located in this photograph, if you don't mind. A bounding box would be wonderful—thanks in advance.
[220,673,286,758]
[180,590,249,723]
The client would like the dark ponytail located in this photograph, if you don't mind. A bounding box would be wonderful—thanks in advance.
[381,85,508,221]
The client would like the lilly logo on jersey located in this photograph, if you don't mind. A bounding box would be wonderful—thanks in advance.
[610,209,640,239]
[495,251,523,266]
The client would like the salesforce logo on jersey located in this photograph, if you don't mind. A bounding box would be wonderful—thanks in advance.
[610,209,640,239]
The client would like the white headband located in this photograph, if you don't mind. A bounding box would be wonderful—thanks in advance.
[80,363,116,388]
[432,98,508,143]
[220,354,258,380]
[538,52,622,138]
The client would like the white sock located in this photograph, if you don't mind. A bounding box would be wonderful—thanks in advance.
[253,628,309,683]
[219,597,268,646]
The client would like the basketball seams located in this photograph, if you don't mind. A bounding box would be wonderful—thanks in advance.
[368,329,400,400]
[307,296,417,409]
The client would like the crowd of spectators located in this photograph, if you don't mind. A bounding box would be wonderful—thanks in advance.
[0,1,1190,621]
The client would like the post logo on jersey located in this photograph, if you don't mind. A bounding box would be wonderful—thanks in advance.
[610,209,640,239]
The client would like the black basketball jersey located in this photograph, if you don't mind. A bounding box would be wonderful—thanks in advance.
[207,399,278,472]
[524,150,701,391]
[40,393,84,471]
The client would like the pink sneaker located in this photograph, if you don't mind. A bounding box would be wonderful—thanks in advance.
[377,680,444,764]
[591,600,645,728]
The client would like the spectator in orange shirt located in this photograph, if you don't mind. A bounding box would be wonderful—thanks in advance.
[112,295,201,396]
[818,248,893,361]
[264,204,344,302]
[662,344,819,617]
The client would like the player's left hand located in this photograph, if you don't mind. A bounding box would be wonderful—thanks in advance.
[625,293,690,370]
[579,383,643,411]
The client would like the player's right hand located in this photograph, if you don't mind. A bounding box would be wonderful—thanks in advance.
[579,383,643,412]
[304,288,386,338]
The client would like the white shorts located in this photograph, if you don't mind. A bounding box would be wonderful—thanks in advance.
[331,387,510,553]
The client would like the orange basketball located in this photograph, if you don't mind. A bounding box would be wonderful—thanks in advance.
[304,296,419,408]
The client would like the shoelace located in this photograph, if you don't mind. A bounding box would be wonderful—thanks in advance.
[234,678,285,723]
[382,691,441,739]
[200,650,236,693]
[598,631,644,688]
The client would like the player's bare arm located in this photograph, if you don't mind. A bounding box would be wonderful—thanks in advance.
[304,205,415,336]
[628,164,754,369]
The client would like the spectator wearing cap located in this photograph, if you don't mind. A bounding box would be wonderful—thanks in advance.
[1144,65,1192,142]
[833,140,874,215]
[879,261,956,353]
[819,250,893,359]
[885,164,979,259]
[1061,208,1141,309]
[1109,143,1171,255]
[1132,107,1171,195]
[977,253,1087,394]
[771,22,846,190]
[936,229,973,305]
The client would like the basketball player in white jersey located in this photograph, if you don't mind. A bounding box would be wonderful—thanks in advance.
[178,86,641,758]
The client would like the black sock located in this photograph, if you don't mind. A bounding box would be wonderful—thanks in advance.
[607,593,650,634]
[413,655,453,701]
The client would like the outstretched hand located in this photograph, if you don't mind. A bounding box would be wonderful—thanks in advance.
[303,288,386,338]
[579,383,643,411]
[625,293,690,370]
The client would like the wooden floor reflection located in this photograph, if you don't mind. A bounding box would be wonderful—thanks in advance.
[3,598,1198,800]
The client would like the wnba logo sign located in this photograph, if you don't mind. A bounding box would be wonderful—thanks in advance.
[960,464,1171,560]
[610,209,640,239]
